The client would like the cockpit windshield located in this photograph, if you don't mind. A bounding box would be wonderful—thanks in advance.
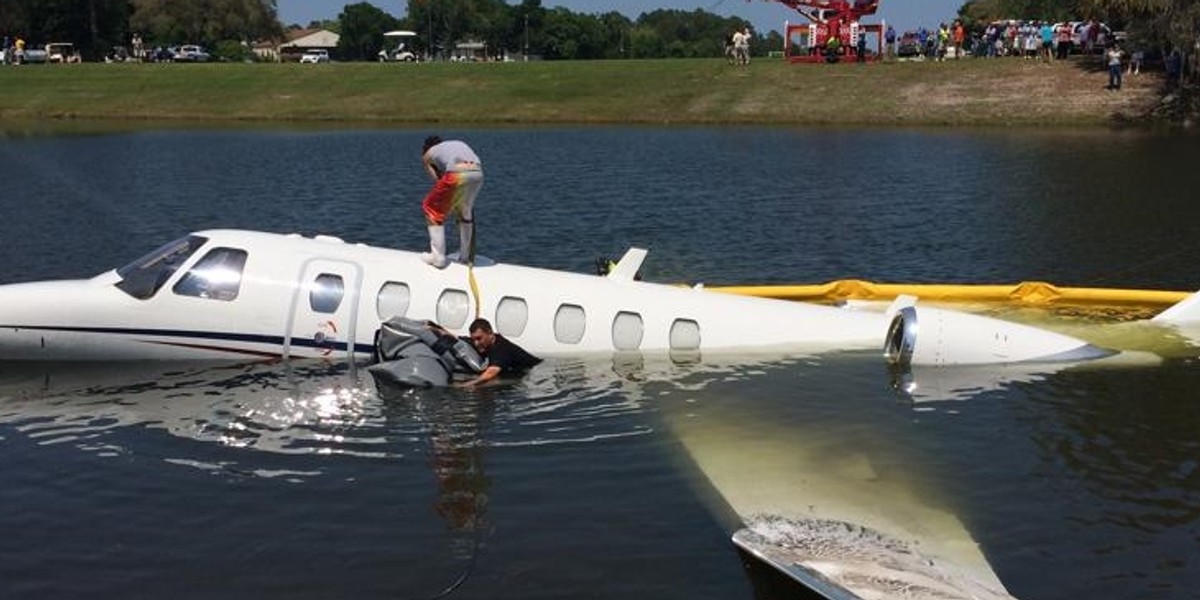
[115,235,208,300]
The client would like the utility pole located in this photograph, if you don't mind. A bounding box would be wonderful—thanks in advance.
[524,14,529,62]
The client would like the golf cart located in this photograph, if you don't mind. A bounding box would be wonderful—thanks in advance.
[47,42,81,63]
[379,30,419,62]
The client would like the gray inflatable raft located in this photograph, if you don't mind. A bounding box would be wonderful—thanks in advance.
[368,317,485,388]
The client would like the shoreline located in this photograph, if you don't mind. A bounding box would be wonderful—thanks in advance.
[0,57,1186,129]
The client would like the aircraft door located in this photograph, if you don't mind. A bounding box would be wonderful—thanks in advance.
[286,259,364,361]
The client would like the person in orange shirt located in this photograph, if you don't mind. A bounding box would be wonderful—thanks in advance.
[952,21,965,59]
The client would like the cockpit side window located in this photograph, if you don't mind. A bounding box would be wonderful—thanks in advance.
[115,235,209,300]
[172,247,249,301]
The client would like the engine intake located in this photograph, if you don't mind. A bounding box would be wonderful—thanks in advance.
[883,301,1114,368]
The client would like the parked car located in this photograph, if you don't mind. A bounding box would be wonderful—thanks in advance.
[21,47,49,64]
[897,31,922,58]
[173,45,211,62]
[46,42,81,63]
[299,48,330,63]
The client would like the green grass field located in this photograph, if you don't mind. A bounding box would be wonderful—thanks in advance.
[0,57,1164,128]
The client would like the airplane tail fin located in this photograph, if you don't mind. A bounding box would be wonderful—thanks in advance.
[1152,288,1200,324]
[605,248,647,282]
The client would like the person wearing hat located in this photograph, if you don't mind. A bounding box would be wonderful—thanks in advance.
[419,135,483,268]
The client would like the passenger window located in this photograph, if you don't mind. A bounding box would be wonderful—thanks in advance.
[554,304,586,344]
[377,282,411,319]
[670,319,701,350]
[612,311,644,351]
[171,247,248,302]
[310,274,345,313]
[437,289,470,329]
[496,296,529,337]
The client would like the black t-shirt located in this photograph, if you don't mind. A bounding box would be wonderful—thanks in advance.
[485,334,541,375]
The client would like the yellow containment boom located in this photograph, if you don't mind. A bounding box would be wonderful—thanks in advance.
[709,279,1189,310]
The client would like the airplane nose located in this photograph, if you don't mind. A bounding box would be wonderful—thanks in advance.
[0,279,102,361]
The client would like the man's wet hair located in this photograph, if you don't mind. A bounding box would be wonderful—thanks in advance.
[423,135,442,153]
[468,318,493,334]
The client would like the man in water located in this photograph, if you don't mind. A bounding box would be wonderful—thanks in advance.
[419,135,483,268]
[436,318,541,388]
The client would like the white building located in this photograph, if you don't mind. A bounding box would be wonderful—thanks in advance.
[278,29,340,62]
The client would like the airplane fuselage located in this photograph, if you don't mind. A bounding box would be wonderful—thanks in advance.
[0,230,890,362]
[0,229,1153,366]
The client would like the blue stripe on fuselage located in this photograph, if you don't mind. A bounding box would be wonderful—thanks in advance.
[0,324,375,357]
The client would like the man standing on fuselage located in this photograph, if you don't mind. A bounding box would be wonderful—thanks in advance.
[420,136,483,268]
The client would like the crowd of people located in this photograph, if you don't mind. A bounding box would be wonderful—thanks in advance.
[886,19,1121,63]
[880,18,1187,92]
[977,20,1111,60]
[885,21,968,61]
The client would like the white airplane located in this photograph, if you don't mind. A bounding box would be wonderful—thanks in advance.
[1,229,1198,366]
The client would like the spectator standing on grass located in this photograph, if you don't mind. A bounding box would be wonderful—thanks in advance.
[734,27,751,66]
[1128,48,1143,75]
[1106,44,1123,90]
[936,23,949,61]
[1056,23,1072,59]
[951,21,965,59]
[1166,48,1183,88]
[885,25,895,58]
[1024,28,1039,59]
[1040,21,1054,62]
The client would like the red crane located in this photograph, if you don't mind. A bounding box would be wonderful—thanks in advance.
[757,0,885,63]
[767,0,879,23]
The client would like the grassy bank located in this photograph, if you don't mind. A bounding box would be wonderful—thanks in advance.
[0,57,1168,127]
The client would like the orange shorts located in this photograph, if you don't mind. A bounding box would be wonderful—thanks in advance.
[422,170,483,225]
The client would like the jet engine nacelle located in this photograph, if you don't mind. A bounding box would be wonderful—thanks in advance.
[884,298,1114,367]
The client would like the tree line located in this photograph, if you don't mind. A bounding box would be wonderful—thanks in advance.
[1,0,776,61]
[0,0,281,59]
[329,1,778,62]
[3,0,1192,66]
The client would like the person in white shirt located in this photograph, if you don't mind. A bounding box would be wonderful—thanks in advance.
[733,28,750,66]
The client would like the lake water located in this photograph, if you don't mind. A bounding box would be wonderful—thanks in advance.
[1,125,1199,600]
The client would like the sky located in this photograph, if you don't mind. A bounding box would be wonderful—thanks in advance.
[277,1,966,36]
